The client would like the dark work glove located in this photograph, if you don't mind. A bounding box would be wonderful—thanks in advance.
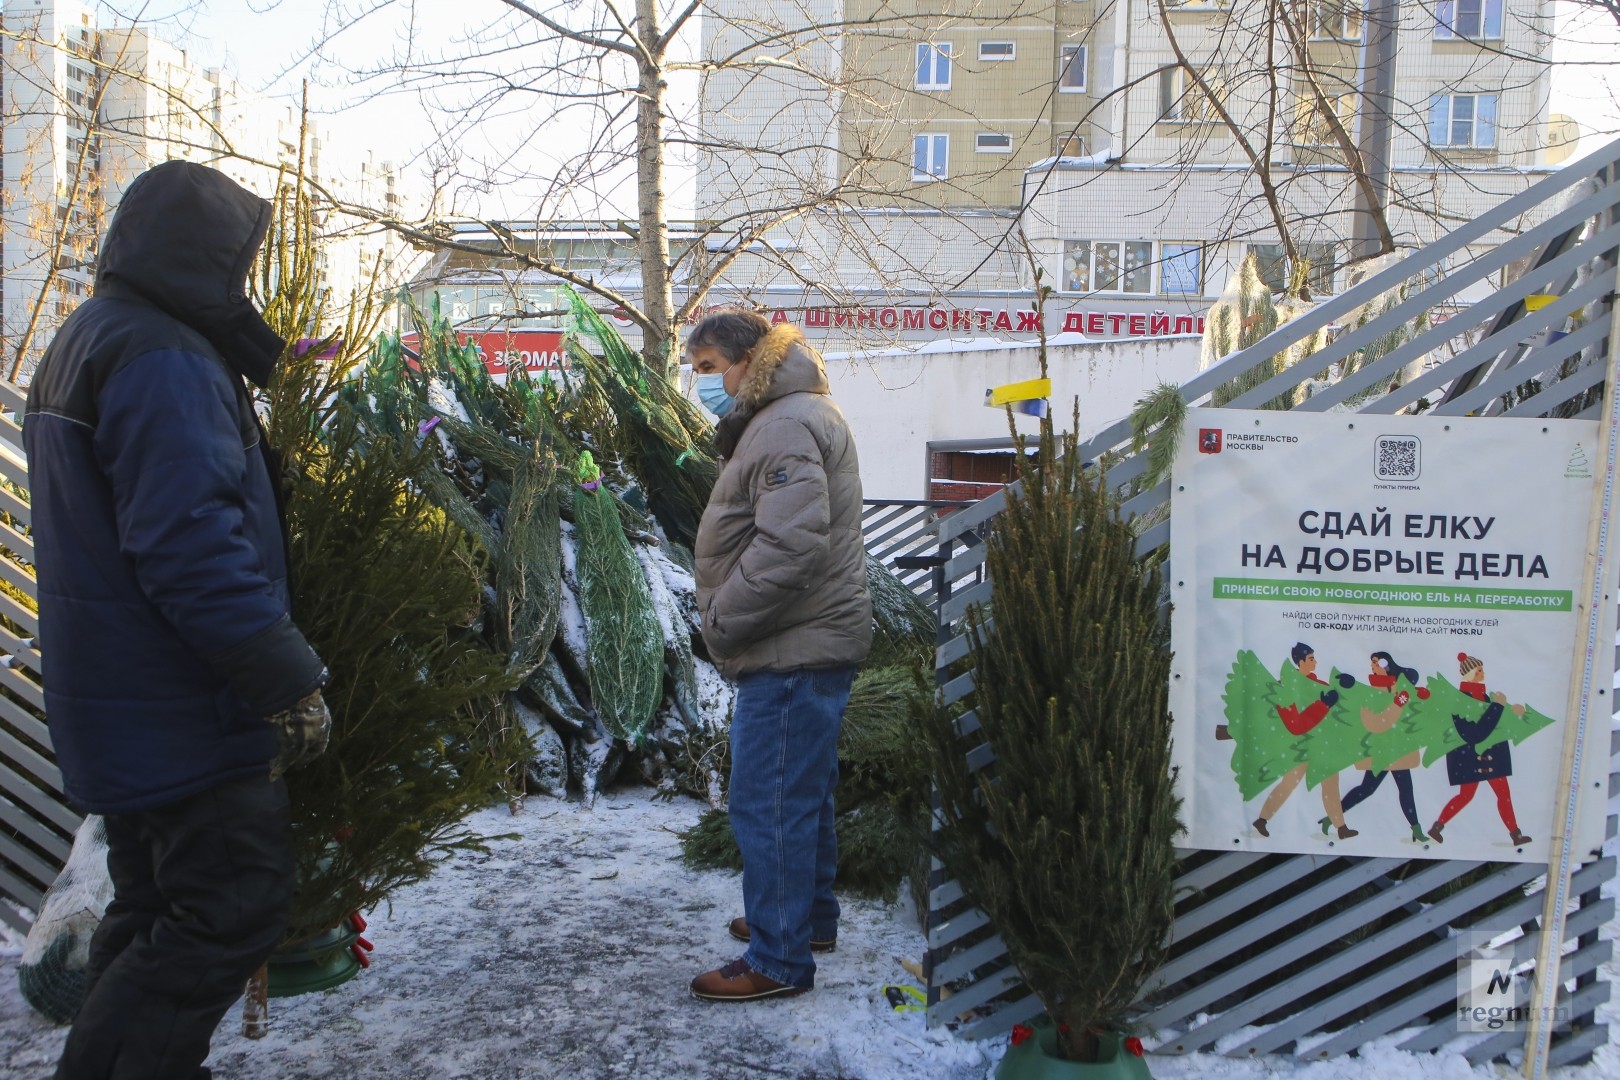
[268,690,332,780]
[1320,689,1339,708]
[1336,672,1356,689]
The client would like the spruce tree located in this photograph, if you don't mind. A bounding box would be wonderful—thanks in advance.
[920,409,1181,1063]
[255,176,517,943]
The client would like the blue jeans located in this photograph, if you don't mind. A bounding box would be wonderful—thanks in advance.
[728,665,855,989]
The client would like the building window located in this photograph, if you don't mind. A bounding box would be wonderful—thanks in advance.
[979,41,1016,61]
[1248,242,1338,294]
[1435,0,1503,39]
[913,133,949,180]
[1161,242,1204,295]
[916,43,953,91]
[1159,67,1227,123]
[1308,0,1363,40]
[1059,45,1087,92]
[975,133,1013,153]
[1429,93,1498,148]
[1295,92,1356,146]
[1064,240,1154,293]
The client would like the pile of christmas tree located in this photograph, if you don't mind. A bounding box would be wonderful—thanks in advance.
[339,288,935,898]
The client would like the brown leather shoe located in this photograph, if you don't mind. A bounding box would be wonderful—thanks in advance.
[691,958,809,1001]
[728,916,836,953]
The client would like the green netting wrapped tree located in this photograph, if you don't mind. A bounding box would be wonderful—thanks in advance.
[918,410,1180,1064]
[573,451,663,743]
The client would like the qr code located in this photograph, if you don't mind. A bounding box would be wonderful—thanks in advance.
[1375,435,1420,481]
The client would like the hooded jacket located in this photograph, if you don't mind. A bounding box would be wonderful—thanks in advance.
[694,324,872,679]
[24,161,325,814]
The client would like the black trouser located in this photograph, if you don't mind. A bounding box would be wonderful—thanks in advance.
[55,774,294,1080]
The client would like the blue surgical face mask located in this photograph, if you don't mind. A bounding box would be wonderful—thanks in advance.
[696,371,734,418]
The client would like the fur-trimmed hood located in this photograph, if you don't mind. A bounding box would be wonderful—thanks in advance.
[714,323,829,457]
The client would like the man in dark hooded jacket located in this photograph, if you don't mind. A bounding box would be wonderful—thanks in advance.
[24,160,331,1079]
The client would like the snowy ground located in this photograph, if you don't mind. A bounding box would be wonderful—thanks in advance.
[1,786,1616,1080]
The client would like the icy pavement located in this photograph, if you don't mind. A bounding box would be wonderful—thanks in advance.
[1,786,1616,1080]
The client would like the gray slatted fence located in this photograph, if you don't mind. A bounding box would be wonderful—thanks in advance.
[924,141,1620,1065]
[861,499,973,603]
[0,379,78,934]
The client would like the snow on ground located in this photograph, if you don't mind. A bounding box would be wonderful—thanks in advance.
[0,787,1615,1080]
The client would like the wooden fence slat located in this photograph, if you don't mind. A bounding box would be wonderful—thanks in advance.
[1547,1023,1611,1068]
[928,906,991,950]
[0,760,79,833]
[1150,857,1409,993]
[0,483,30,529]
[0,661,47,711]
[929,879,964,910]
[958,993,1045,1041]
[1158,859,1544,1053]
[0,865,42,918]
[0,683,51,750]
[0,828,59,889]
[1168,854,1325,943]
[933,933,1013,985]
[0,380,26,415]
[1459,978,1610,1065]
[0,795,71,861]
[925,964,1022,1027]
[1304,895,1614,1060]
[941,670,975,707]
[1169,850,1273,901]
[0,727,64,793]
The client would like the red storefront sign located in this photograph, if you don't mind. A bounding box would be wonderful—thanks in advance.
[672,304,1207,339]
[401,330,569,376]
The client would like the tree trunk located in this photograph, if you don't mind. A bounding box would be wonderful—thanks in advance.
[241,964,270,1038]
[635,0,676,378]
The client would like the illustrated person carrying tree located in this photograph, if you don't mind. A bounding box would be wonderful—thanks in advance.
[23,161,331,1079]
[685,310,872,1001]
[1330,651,1433,844]
[1429,653,1531,846]
[1253,642,1357,839]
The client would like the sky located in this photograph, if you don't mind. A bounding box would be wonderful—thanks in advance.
[84,0,1620,220]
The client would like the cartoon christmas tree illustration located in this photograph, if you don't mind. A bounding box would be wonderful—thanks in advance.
[1291,669,1376,789]
[1417,675,1556,767]
[1222,650,1298,800]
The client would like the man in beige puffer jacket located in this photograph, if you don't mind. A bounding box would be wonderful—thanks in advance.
[687,312,872,1002]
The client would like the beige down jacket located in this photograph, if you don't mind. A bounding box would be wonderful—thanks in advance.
[694,324,873,679]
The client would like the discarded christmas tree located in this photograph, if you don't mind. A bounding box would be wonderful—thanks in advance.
[920,408,1180,1065]
[258,179,517,945]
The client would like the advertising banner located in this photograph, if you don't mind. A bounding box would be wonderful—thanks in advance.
[400,329,568,379]
[1168,408,1612,862]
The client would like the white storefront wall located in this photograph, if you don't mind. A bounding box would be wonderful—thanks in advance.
[800,335,1203,500]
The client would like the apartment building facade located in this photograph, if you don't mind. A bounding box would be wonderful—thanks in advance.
[0,0,408,377]
[695,0,1561,328]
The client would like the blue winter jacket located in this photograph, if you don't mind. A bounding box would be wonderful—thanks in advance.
[23,161,326,814]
